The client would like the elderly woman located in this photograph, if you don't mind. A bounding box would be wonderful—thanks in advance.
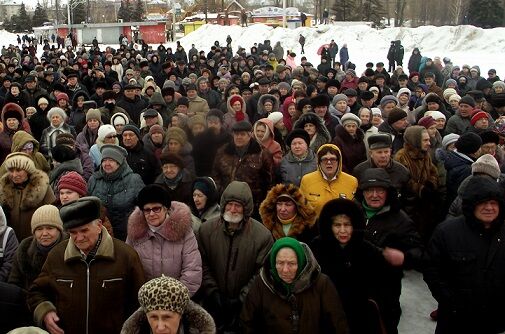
[333,113,367,173]
[189,177,220,231]
[280,129,317,187]
[259,184,317,244]
[253,118,282,167]
[121,275,215,333]
[89,124,120,169]
[241,237,349,333]
[0,103,31,163]
[293,112,331,153]
[76,108,102,152]
[88,144,144,241]
[126,184,202,296]
[0,153,55,240]
[0,131,50,178]
[224,95,249,131]
[155,153,194,205]
[311,198,405,334]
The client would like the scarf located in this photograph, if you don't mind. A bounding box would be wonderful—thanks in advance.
[163,170,183,189]
[362,201,381,220]
[277,215,297,225]
[235,110,245,122]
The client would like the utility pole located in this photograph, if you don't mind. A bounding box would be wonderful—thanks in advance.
[55,0,59,24]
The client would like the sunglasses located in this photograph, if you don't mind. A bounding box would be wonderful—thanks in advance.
[105,134,117,139]
[142,206,163,214]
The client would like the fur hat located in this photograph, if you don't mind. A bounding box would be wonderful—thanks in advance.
[310,94,330,108]
[47,107,67,121]
[206,109,224,123]
[189,115,206,129]
[341,113,361,127]
[4,152,37,174]
[285,128,310,148]
[86,108,102,122]
[31,205,64,234]
[55,133,76,147]
[98,124,117,141]
[111,112,129,127]
[136,184,171,208]
[166,127,188,145]
[368,133,392,150]
[60,196,102,230]
[51,144,77,163]
[472,154,500,179]
[138,275,189,314]
[100,144,127,164]
[442,133,459,149]
[149,124,165,136]
[57,171,87,196]
[455,132,482,155]
[160,152,185,169]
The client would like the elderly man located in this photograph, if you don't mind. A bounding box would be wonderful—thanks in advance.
[197,181,273,333]
[299,144,358,216]
[28,196,145,334]
[356,168,423,334]
[378,107,409,154]
[353,133,410,195]
[424,176,505,334]
[212,121,273,216]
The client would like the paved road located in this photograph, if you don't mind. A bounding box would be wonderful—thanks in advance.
[398,270,437,334]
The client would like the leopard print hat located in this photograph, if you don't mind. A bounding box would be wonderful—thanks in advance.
[138,275,190,314]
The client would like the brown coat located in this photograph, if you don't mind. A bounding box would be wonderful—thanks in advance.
[259,183,317,243]
[212,140,273,213]
[0,169,56,240]
[28,227,146,334]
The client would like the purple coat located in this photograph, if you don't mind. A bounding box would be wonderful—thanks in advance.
[126,201,202,296]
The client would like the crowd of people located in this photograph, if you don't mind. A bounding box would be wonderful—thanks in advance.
[0,34,504,334]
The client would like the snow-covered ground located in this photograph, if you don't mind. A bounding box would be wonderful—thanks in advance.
[176,23,505,77]
[1,23,503,77]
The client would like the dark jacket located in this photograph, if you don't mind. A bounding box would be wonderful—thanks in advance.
[192,128,232,177]
[353,158,410,196]
[117,95,149,126]
[154,168,194,204]
[424,177,505,334]
[241,243,349,334]
[28,227,145,334]
[279,149,317,187]
[124,141,161,185]
[332,125,367,173]
[444,150,474,205]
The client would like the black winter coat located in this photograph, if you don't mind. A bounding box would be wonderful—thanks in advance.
[124,141,161,185]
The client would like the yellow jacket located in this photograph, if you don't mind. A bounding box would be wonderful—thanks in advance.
[299,144,358,216]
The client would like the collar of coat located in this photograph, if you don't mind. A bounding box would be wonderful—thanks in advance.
[127,202,192,243]
[0,169,51,210]
[64,226,114,262]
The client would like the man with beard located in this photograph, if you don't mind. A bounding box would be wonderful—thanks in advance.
[99,90,130,124]
[197,181,273,333]
[192,109,232,176]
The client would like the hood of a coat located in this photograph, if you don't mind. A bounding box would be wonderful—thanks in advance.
[293,112,332,143]
[0,169,52,210]
[260,242,321,297]
[1,102,25,125]
[316,143,343,176]
[189,177,219,215]
[257,94,280,115]
[318,198,365,244]
[226,94,246,115]
[127,202,192,242]
[254,118,274,142]
[403,125,425,150]
[11,130,40,153]
[0,206,6,235]
[220,181,254,218]
[148,91,167,107]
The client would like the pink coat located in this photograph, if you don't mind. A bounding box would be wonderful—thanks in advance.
[126,201,202,296]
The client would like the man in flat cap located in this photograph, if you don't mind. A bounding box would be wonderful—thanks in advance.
[28,196,145,334]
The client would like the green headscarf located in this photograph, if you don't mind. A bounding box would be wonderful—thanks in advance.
[269,237,307,288]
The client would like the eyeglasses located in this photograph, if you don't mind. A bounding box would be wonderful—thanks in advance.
[320,157,338,164]
[142,206,163,214]
[105,134,117,139]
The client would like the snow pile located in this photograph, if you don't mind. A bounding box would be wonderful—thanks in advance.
[0,30,25,46]
[176,23,505,76]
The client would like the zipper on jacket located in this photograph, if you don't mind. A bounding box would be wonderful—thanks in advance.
[102,278,123,288]
[56,279,74,288]
[224,235,235,293]
[84,259,94,334]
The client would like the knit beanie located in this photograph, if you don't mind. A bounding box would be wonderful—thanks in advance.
[47,107,67,121]
[229,95,243,108]
[7,327,50,334]
[269,237,307,280]
[470,111,488,126]
[4,152,37,174]
[86,108,102,122]
[31,205,64,234]
[449,94,461,103]
[418,116,436,129]
[472,154,500,179]
[189,115,206,129]
[166,127,188,146]
[138,275,189,314]
[443,88,457,101]
[97,124,117,141]
[285,128,310,147]
[100,144,127,164]
[149,124,165,136]
[455,132,482,155]
[55,92,69,102]
[423,110,446,121]
[267,111,283,125]
[379,95,398,109]
[57,171,87,196]
[387,107,408,125]
[341,113,361,127]
[332,94,348,105]
[37,97,49,106]
[122,124,141,139]
[459,95,476,107]
[442,133,460,149]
